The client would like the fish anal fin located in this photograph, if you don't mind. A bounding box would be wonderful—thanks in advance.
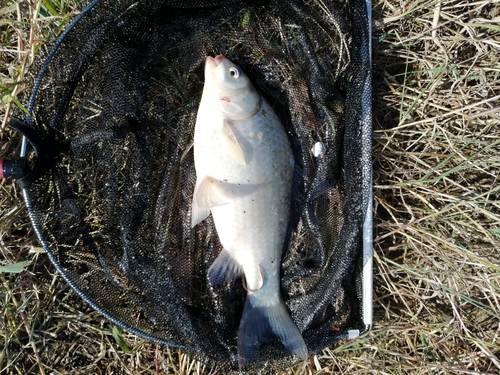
[238,298,308,366]
[208,248,243,285]
[219,120,247,165]
[242,265,264,292]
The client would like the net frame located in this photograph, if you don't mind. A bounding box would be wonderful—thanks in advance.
[12,0,373,371]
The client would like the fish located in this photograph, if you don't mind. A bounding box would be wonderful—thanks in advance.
[191,54,308,365]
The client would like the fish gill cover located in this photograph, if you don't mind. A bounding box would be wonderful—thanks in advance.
[12,0,371,372]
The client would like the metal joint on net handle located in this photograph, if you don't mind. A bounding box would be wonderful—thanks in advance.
[5,116,68,188]
[0,157,26,179]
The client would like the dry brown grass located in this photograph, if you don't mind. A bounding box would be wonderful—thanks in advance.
[1,0,500,374]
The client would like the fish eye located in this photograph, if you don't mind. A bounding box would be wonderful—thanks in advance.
[229,67,240,78]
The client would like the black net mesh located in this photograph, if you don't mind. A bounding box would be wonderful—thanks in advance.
[12,0,371,372]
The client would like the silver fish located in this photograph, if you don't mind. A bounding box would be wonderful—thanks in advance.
[191,55,307,364]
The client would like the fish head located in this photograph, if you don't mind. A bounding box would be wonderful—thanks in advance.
[203,55,261,121]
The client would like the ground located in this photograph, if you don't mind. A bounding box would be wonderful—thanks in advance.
[1,0,499,374]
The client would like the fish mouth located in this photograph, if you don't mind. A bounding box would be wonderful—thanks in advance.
[207,54,226,67]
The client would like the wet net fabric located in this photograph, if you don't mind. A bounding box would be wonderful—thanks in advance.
[14,0,371,371]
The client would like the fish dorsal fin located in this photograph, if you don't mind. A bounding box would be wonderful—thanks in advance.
[219,119,247,165]
[180,140,194,162]
[194,176,234,208]
[191,176,232,228]
[191,175,261,227]
[190,197,210,228]
[207,248,244,284]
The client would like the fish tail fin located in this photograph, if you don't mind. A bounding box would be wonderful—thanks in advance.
[238,296,308,366]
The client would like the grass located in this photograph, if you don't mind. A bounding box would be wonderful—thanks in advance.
[1,0,500,374]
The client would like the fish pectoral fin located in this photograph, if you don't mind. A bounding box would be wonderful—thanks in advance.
[219,120,247,165]
[208,248,243,285]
